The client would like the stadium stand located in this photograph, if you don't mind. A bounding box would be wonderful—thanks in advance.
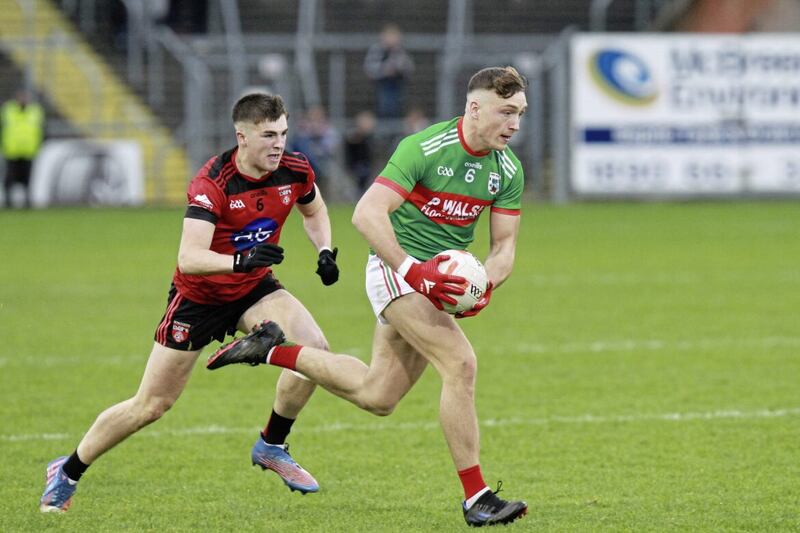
[3,0,674,203]
[1,0,190,203]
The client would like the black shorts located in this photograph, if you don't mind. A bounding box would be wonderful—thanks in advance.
[154,273,284,351]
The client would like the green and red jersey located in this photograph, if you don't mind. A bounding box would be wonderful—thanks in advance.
[376,116,524,260]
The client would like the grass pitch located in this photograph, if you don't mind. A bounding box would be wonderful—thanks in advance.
[1,201,799,531]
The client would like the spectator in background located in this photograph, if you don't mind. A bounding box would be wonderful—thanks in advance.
[345,110,377,194]
[364,24,415,119]
[402,106,430,136]
[290,105,340,191]
[1,89,44,209]
[387,106,431,153]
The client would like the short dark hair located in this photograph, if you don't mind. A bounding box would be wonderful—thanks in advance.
[467,66,527,99]
[232,93,288,124]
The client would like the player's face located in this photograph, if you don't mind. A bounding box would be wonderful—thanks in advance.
[473,90,527,152]
[239,115,289,175]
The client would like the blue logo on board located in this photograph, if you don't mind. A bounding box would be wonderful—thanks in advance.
[589,49,657,105]
[231,218,279,251]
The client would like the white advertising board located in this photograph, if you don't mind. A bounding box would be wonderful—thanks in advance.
[571,34,800,196]
[31,140,144,207]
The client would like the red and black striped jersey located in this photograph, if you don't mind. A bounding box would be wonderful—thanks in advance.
[172,147,316,304]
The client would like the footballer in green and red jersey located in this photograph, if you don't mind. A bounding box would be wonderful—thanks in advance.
[375,116,523,260]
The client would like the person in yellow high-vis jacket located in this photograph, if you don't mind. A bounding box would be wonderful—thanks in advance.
[1,89,45,208]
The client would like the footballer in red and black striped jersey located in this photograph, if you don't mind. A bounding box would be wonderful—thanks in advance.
[173,147,317,304]
[38,93,338,514]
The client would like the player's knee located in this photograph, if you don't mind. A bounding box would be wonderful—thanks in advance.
[360,396,397,417]
[304,335,329,352]
[134,397,175,426]
[293,327,329,351]
[442,352,477,385]
[365,402,395,417]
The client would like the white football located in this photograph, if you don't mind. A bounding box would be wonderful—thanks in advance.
[435,249,488,314]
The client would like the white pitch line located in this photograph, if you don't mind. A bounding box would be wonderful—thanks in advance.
[521,271,800,287]
[484,335,800,355]
[4,407,799,443]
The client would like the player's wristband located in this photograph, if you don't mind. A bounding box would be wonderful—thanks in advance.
[396,256,416,277]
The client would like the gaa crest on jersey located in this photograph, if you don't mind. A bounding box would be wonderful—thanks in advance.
[488,172,501,195]
[171,321,191,343]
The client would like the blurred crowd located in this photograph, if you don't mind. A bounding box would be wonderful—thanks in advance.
[286,23,428,199]
[10,1,800,207]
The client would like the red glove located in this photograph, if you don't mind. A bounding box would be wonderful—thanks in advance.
[456,281,493,318]
[402,255,466,310]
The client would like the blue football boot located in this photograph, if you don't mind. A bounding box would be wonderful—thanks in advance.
[40,456,77,513]
[251,438,319,494]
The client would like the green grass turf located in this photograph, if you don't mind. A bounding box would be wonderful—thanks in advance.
[1,202,798,531]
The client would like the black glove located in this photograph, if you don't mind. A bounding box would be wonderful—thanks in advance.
[316,247,339,286]
[233,243,284,273]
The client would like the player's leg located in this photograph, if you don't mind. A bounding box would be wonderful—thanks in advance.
[41,283,227,513]
[260,322,428,416]
[40,343,200,513]
[207,253,427,412]
[77,343,201,462]
[239,288,325,417]
[348,319,429,416]
[383,294,479,469]
[256,295,473,458]
[210,314,428,417]
[383,294,527,526]
[236,289,324,493]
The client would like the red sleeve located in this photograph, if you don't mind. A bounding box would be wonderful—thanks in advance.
[302,163,316,197]
[186,176,225,219]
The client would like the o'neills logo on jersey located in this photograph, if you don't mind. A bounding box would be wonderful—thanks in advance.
[191,193,214,210]
[407,184,492,227]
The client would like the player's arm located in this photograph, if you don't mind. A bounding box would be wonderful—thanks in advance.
[484,211,521,289]
[178,216,284,275]
[353,181,465,308]
[296,185,339,285]
[351,181,408,270]
[295,185,332,252]
[177,217,235,274]
[455,211,520,318]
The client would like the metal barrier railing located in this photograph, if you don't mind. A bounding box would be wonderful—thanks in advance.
[32,0,670,202]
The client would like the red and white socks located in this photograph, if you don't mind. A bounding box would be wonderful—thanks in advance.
[458,464,490,509]
[266,343,302,370]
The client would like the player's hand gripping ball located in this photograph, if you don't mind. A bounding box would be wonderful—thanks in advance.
[434,250,488,315]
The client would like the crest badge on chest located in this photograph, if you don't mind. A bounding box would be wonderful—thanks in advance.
[278,185,292,205]
[488,172,500,195]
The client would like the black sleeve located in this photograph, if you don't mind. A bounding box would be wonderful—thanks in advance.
[296,185,317,205]
[185,205,218,224]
